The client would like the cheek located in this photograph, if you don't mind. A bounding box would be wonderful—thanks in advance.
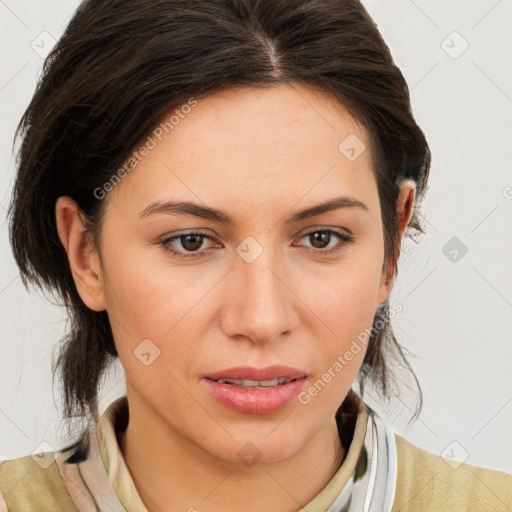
[100,244,220,357]
[299,242,384,388]
[308,250,383,335]
[298,274,379,415]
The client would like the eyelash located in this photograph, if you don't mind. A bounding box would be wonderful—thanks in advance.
[158,229,354,259]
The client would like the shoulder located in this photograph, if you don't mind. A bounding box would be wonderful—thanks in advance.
[391,433,512,512]
[0,451,78,511]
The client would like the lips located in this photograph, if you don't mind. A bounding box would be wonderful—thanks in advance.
[203,373,307,415]
[202,365,308,413]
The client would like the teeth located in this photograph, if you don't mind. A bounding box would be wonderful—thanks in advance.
[216,377,292,387]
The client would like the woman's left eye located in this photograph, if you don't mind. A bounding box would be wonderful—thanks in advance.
[159,228,354,259]
[296,229,354,254]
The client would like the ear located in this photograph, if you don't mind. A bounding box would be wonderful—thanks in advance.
[55,196,107,311]
[377,179,416,304]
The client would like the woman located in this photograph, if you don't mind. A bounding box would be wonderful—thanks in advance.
[1,0,510,510]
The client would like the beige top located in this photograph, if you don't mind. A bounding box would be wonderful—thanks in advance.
[1,393,511,511]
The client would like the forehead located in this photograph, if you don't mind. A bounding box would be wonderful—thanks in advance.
[161,82,369,162]
[107,82,377,216]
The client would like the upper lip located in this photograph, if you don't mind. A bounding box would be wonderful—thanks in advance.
[204,365,308,381]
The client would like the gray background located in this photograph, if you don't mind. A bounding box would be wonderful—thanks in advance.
[1,0,511,475]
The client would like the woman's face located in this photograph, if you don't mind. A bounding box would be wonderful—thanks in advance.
[73,82,394,463]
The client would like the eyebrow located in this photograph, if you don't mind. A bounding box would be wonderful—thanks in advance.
[138,195,369,224]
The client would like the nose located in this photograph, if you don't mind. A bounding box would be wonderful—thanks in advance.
[220,246,299,344]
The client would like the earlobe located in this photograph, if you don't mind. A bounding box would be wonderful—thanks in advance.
[55,196,107,312]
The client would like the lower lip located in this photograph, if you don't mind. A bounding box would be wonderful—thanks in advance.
[203,377,307,414]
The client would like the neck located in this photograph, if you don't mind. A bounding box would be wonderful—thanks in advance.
[118,393,347,512]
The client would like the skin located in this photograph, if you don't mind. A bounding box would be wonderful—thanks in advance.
[56,82,415,512]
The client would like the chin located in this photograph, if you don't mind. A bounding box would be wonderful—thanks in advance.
[199,425,311,467]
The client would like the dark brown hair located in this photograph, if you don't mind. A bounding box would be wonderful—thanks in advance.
[8,0,430,442]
